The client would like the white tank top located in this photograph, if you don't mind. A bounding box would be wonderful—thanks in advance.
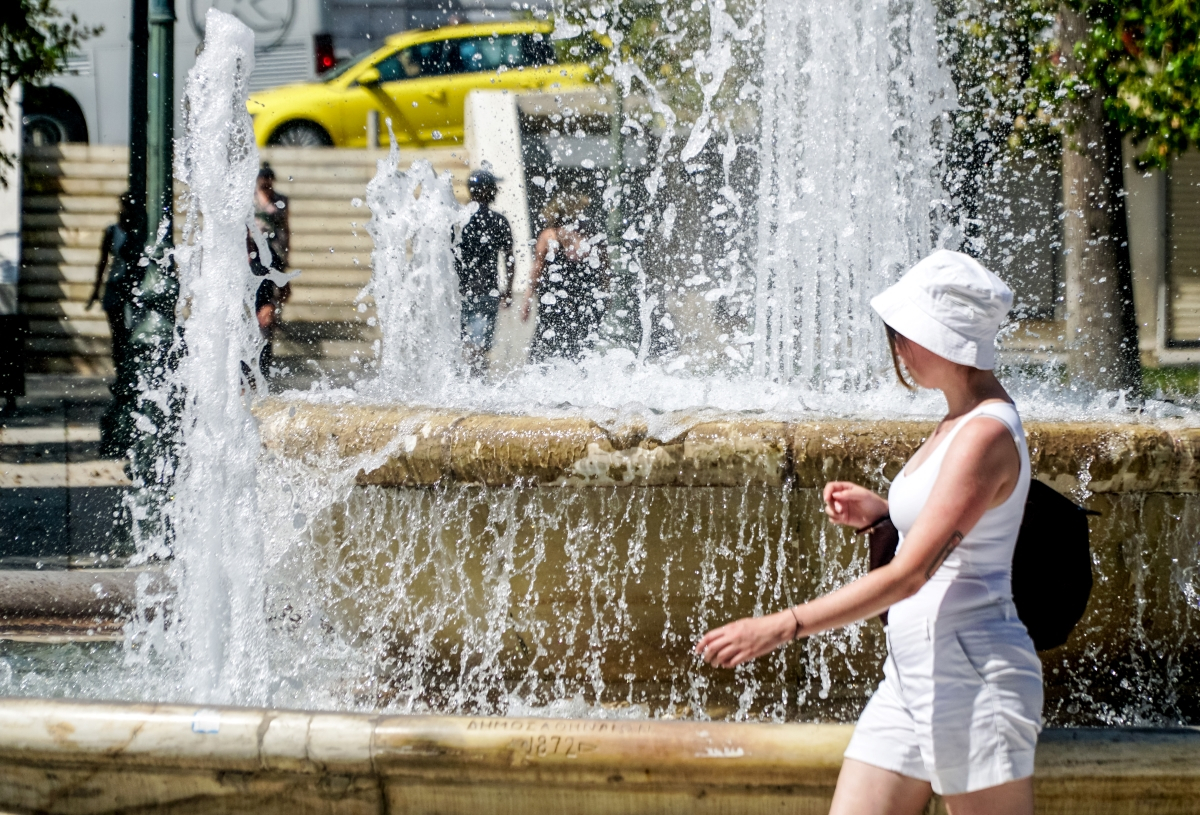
[886,401,1031,625]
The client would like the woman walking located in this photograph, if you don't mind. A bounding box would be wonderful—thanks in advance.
[521,191,608,363]
[697,249,1042,815]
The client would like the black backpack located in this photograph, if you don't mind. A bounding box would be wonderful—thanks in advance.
[865,479,1095,651]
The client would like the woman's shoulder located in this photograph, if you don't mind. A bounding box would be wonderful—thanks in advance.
[967,399,1022,432]
[947,401,1024,463]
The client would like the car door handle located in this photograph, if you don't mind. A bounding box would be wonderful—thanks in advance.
[425,89,447,104]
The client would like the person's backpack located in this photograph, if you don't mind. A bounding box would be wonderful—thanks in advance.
[863,479,1095,651]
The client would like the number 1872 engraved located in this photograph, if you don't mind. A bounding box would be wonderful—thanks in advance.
[508,735,598,759]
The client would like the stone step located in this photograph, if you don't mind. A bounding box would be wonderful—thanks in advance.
[21,227,374,253]
[24,176,130,196]
[21,212,120,230]
[284,252,372,269]
[291,269,373,286]
[19,283,95,303]
[22,228,108,248]
[27,318,109,338]
[26,336,112,356]
[281,304,366,322]
[19,302,110,319]
[22,160,129,180]
[17,144,471,370]
[259,145,468,166]
[21,265,114,284]
[288,215,371,232]
[23,246,102,266]
[23,195,122,214]
[275,338,378,359]
[289,232,373,252]
[283,199,370,216]
[22,143,127,163]
[285,287,365,307]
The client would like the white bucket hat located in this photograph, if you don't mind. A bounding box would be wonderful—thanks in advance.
[870,249,1013,370]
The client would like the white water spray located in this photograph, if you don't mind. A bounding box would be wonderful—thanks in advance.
[753,0,957,386]
[2,1,1189,733]
[360,133,467,397]
[156,9,270,704]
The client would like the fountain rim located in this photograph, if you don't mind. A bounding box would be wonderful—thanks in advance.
[0,697,1198,813]
[258,400,1200,493]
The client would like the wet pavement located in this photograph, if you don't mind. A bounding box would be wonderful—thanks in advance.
[0,376,130,569]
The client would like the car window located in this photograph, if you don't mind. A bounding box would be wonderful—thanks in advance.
[552,34,606,64]
[451,35,527,73]
[524,33,555,66]
[375,41,452,82]
[323,49,373,82]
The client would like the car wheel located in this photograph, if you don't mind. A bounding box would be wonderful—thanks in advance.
[23,113,70,146]
[21,86,89,144]
[268,122,333,148]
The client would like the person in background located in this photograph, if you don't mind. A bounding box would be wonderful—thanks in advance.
[455,168,515,376]
[521,191,608,363]
[88,192,138,374]
[88,192,139,455]
[247,162,291,379]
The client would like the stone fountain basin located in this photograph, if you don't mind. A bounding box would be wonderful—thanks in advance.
[258,402,1200,720]
[1,698,1198,814]
[258,402,1200,493]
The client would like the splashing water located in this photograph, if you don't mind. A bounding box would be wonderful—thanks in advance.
[2,5,1197,731]
[752,0,957,386]
[125,10,271,704]
[360,134,467,398]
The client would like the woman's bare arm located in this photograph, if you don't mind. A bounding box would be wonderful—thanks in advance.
[696,416,1020,668]
[522,229,553,321]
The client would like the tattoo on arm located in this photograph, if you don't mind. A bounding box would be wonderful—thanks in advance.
[925,531,964,579]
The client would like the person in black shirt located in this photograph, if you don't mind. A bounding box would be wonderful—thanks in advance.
[246,162,291,379]
[455,169,515,375]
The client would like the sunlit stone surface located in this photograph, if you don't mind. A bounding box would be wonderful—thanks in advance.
[1,698,1198,815]
[252,402,1200,724]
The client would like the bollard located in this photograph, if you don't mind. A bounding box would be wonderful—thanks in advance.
[367,109,379,149]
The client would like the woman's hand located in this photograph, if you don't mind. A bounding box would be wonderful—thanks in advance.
[520,296,532,322]
[823,482,888,530]
[694,610,798,668]
[257,303,276,332]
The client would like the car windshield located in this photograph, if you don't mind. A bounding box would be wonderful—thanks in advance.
[321,50,375,82]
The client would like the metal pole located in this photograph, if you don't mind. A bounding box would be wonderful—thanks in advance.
[127,0,178,542]
[144,0,174,255]
[127,0,148,245]
[100,0,150,459]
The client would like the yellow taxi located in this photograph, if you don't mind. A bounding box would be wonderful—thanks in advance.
[247,21,604,148]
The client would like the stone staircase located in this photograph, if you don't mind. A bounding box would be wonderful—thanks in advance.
[19,144,471,374]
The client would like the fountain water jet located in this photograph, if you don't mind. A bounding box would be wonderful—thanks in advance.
[753,0,957,385]
[2,4,1200,811]
[125,9,272,705]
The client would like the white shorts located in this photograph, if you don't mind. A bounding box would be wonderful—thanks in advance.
[844,602,1043,795]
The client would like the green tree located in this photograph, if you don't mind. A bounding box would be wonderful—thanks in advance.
[1046,1,1199,394]
[933,0,1198,393]
[0,0,100,186]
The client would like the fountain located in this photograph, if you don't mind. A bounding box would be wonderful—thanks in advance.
[2,5,1199,813]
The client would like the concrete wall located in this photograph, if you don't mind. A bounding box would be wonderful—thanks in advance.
[1125,142,1200,364]
[0,86,20,315]
[1,698,1199,815]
